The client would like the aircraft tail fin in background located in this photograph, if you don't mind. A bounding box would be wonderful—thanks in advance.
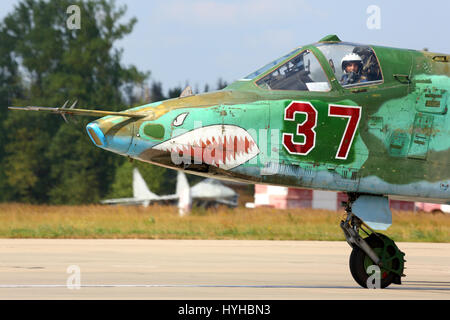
[176,171,192,216]
[133,168,158,200]
[100,167,177,206]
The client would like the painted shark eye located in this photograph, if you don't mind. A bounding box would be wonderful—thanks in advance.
[172,112,188,127]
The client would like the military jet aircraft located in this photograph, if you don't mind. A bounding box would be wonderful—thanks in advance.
[10,35,450,288]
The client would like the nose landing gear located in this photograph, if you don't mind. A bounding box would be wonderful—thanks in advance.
[340,194,406,288]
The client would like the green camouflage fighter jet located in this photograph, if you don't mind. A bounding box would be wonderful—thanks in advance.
[10,35,450,288]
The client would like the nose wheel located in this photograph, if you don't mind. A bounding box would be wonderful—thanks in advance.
[349,233,404,288]
[341,195,406,288]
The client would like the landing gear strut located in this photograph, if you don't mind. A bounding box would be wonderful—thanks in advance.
[340,194,406,288]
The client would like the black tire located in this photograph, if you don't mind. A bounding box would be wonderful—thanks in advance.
[349,234,399,289]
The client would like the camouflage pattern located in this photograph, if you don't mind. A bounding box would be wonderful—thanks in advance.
[27,36,450,204]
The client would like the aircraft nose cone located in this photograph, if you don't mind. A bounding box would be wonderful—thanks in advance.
[86,120,134,155]
[86,122,107,147]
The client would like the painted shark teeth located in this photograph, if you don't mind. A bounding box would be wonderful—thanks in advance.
[153,125,260,170]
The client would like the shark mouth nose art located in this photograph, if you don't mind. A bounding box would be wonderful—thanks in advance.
[152,125,260,170]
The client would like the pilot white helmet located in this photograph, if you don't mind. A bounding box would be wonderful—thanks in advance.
[341,53,363,71]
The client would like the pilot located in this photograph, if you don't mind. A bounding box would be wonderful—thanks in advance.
[340,53,367,85]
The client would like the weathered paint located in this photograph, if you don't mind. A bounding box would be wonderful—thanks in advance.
[83,38,450,204]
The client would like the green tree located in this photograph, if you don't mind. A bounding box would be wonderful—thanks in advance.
[216,77,228,90]
[150,81,165,102]
[168,86,182,99]
[1,0,148,203]
[0,23,23,200]
[107,160,175,199]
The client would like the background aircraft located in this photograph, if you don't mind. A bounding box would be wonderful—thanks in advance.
[190,178,238,208]
[101,168,238,213]
[10,34,450,288]
[101,168,185,207]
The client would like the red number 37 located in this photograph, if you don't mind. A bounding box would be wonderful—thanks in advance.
[282,101,361,160]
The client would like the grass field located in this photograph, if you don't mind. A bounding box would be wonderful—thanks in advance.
[0,204,449,242]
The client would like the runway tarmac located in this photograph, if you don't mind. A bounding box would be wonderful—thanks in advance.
[0,239,448,299]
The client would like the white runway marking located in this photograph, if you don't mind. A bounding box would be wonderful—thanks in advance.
[0,284,354,288]
[1,283,449,291]
[0,240,448,299]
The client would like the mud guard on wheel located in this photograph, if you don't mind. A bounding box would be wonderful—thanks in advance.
[352,195,392,230]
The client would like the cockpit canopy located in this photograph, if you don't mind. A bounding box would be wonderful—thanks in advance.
[242,47,302,81]
[317,43,383,88]
[255,49,331,92]
[243,42,383,91]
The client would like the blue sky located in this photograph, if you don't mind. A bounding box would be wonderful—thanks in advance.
[1,0,450,93]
